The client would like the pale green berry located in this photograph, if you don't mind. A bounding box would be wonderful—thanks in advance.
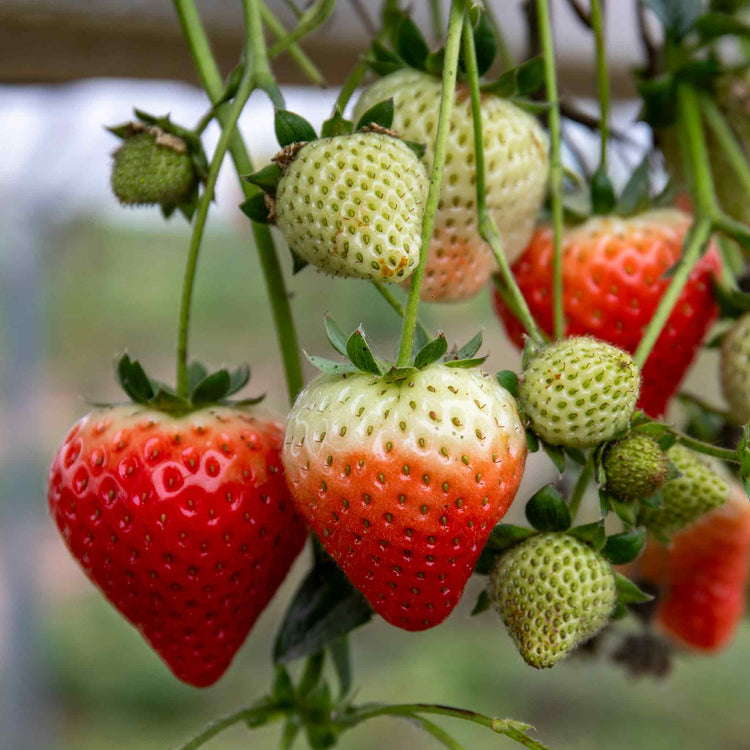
[721,312,750,424]
[602,434,669,503]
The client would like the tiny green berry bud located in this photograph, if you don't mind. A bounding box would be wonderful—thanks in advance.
[602,434,669,503]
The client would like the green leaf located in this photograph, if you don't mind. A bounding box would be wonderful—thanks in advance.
[591,168,617,215]
[275,109,317,147]
[227,364,251,396]
[424,48,445,76]
[616,157,652,216]
[191,369,231,405]
[564,446,587,465]
[305,353,359,376]
[525,485,572,532]
[403,140,427,159]
[328,636,352,699]
[526,430,540,453]
[273,548,373,663]
[638,74,677,129]
[610,496,639,527]
[472,12,497,76]
[695,11,750,43]
[568,521,606,551]
[603,529,646,565]
[395,14,429,70]
[272,665,295,703]
[365,41,405,77]
[599,488,612,516]
[485,523,537,552]
[383,366,418,383]
[516,56,545,95]
[643,0,700,40]
[470,588,492,616]
[324,315,349,356]
[149,388,191,412]
[186,361,209,391]
[297,651,325,697]
[243,163,283,194]
[414,333,448,369]
[713,278,750,319]
[115,354,155,404]
[321,109,354,138]
[614,572,654,605]
[239,193,272,224]
[542,442,566,473]
[456,331,483,360]
[496,370,520,398]
[443,357,487,368]
[355,98,395,132]
[346,328,382,375]
[291,249,309,274]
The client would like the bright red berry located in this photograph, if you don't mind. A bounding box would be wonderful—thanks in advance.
[48,405,306,687]
[493,209,721,417]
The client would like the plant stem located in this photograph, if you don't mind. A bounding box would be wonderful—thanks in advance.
[590,0,609,172]
[429,0,445,43]
[410,716,466,750]
[672,432,739,464]
[396,0,465,367]
[462,16,546,347]
[702,95,750,202]
[260,1,325,85]
[334,58,369,115]
[535,0,566,341]
[568,453,594,522]
[345,704,549,750]
[179,705,282,750]
[175,29,257,397]
[372,281,432,341]
[173,0,304,403]
[268,0,336,59]
[633,217,712,368]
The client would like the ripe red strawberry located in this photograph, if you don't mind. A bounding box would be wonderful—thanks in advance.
[493,209,721,417]
[657,489,750,652]
[48,404,306,686]
[282,364,527,631]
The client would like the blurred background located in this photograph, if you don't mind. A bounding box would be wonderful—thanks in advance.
[0,1,745,749]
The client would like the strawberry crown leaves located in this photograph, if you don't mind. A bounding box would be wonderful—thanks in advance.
[307,317,488,379]
[113,353,262,414]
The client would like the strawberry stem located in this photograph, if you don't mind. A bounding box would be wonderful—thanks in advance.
[173,0,304,403]
[179,705,285,749]
[568,453,594,523]
[461,15,546,347]
[535,0,566,341]
[372,280,432,343]
[590,0,610,175]
[396,0,465,368]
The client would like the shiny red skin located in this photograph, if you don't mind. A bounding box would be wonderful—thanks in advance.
[658,498,750,652]
[492,212,721,417]
[47,405,306,687]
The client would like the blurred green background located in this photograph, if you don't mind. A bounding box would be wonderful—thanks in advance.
[24,219,748,750]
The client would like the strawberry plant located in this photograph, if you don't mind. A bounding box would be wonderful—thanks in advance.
[44,0,750,747]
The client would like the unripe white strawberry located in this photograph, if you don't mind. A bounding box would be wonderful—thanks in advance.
[353,68,549,302]
[490,533,617,668]
[274,132,428,283]
[642,445,729,541]
[721,312,750,423]
[519,336,640,448]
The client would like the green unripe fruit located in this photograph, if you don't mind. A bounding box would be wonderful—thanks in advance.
[721,312,750,424]
[519,336,640,448]
[602,434,669,503]
[111,129,197,207]
[642,445,729,541]
[490,533,617,669]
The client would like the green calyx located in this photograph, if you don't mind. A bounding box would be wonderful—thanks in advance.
[107,110,208,220]
[602,434,670,504]
[113,353,262,415]
[305,316,486,381]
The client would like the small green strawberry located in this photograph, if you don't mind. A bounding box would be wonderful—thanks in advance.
[353,68,549,302]
[111,125,198,208]
[721,312,750,424]
[641,445,729,541]
[490,532,617,668]
[519,336,641,448]
[602,434,669,503]
[274,132,428,283]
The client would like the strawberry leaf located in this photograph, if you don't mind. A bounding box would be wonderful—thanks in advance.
[603,529,646,565]
[568,521,607,551]
[227,364,251,396]
[273,548,372,664]
[610,496,639,528]
[275,109,317,147]
[191,369,231,405]
[474,524,537,574]
[456,331,483,360]
[471,12,497,77]
[614,572,653,605]
[404,140,427,159]
[321,108,354,138]
[115,353,155,404]
[324,315,349,356]
[694,12,750,43]
[542,442,566,473]
[244,163,283,194]
[591,168,616,215]
[395,14,429,71]
[149,388,190,412]
[186,361,209,390]
[444,357,487,368]
[482,56,544,97]
[355,98,395,132]
[414,333,448,369]
[346,328,382,375]
[526,431,540,453]
[525,485,572,532]
[305,353,359,376]
[616,157,652,217]
[365,41,406,77]
[328,636,352,699]
[496,370,520,398]
[470,588,492,616]
[239,193,272,224]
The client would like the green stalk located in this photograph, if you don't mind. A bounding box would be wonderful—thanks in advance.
[173,0,304,402]
[372,281,432,341]
[396,0,465,367]
[179,705,284,750]
[535,0,566,341]
[590,0,609,172]
[334,58,369,115]
[633,217,712,368]
[702,95,750,202]
[461,17,545,347]
[268,0,336,59]
[410,716,466,750]
[429,0,445,43]
[176,18,257,396]
[672,432,740,464]
[260,1,325,85]
[568,454,594,522]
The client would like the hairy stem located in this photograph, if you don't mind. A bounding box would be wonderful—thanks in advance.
[568,453,594,522]
[372,281,432,342]
[396,0,465,367]
[671,432,740,464]
[179,706,282,750]
[536,0,566,340]
[590,0,609,172]
[429,0,445,43]
[461,15,545,346]
[633,218,712,368]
